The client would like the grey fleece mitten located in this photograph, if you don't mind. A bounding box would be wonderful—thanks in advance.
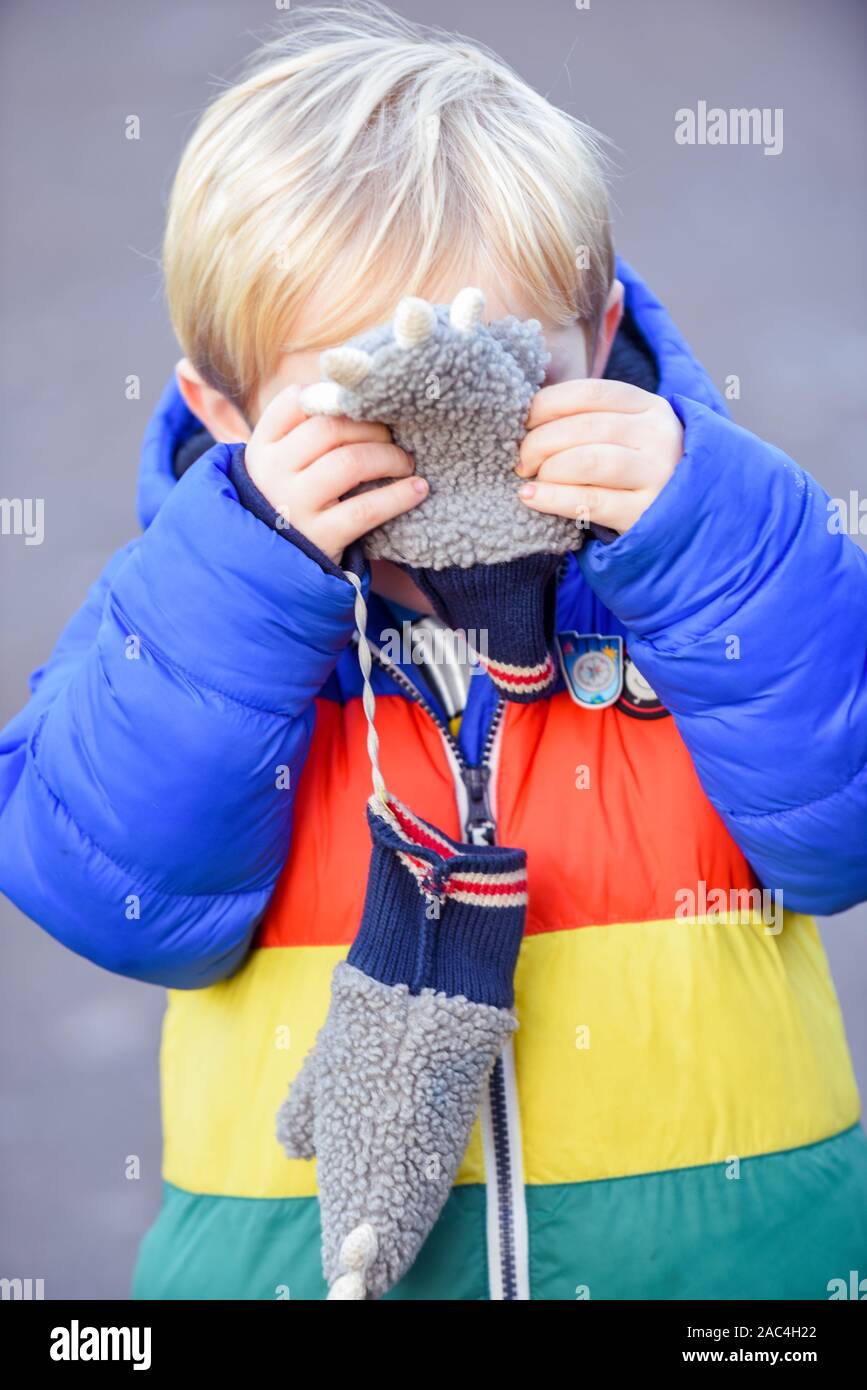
[299,288,583,700]
[276,793,528,1300]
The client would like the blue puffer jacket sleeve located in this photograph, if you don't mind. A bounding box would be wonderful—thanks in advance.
[579,397,867,914]
[0,444,362,986]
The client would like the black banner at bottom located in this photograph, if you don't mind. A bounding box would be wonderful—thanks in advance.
[2,1297,863,1373]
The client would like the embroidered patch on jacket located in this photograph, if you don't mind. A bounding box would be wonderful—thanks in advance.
[616,653,670,720]
[556,633,624,709]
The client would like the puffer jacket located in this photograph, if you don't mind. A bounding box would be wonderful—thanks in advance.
[2,261,866,1300]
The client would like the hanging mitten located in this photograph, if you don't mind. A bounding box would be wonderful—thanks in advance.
[277,791,527,1299]
[299,288,582,701]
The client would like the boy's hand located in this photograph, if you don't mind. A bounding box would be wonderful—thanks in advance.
[245,385,427,564]
[516,379,683,534]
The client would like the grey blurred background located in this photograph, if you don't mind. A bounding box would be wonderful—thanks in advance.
[1,0,865,1299]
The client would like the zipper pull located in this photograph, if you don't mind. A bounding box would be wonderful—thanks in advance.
[462,764,496,845]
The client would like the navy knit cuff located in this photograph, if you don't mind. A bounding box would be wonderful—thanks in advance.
[347,796,528,1009]
[228,446,367,581]
[402,552,561,702]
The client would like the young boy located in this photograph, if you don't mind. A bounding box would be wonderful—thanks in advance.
[2,4,866,1300]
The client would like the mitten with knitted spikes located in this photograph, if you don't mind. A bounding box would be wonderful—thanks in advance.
[299,287,584,702]
[276,792,528,1300]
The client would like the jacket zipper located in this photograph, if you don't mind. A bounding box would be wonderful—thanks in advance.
[363,635,504,840]
[363,636,529,1300]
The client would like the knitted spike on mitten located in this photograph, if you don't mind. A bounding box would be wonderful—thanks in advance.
[299,287,584,702]
[276,793,527,1300]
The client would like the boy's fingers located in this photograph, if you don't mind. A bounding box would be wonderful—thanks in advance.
[525,378,653,431]
[253,388,393,462]
[322,475,428,552]
[280,415,393,472]
[303,443,413,509]
[518,478,635,532]
[533,445,646,490]
[519,412,643,476]
[253,385,310,446]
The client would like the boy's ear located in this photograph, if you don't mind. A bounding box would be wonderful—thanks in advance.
[174,359,252,443]
[589,279,625,379]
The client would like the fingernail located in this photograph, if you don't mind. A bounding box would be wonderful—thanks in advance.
[412,477,428,494]
[519,483,536,498]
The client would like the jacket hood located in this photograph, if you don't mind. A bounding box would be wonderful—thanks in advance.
[136,258,727,533]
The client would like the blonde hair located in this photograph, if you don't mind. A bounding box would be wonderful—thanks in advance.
[163,2,614,413]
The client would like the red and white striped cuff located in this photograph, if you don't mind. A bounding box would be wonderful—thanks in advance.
[371,795,529,910]
[474,651,556,698]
